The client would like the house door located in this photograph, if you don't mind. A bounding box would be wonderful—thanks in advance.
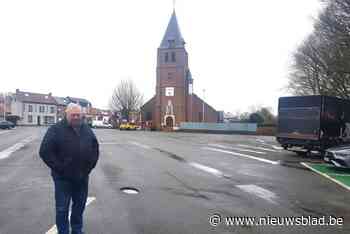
[165,116,174,127]
[37,116,41,126]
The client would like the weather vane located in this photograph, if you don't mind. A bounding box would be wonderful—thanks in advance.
[173,0,176,10]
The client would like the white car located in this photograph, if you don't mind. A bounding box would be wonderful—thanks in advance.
[92,121,113,129]
[324,145,350,168]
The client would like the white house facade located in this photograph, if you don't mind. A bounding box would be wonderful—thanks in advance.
[11,89,58,126]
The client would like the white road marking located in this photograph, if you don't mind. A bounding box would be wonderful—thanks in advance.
[128,141,151,149]
[301,162,350,191]
[208,144,266,155]
[203,147,279,165]
[272,145,283,150]
[236,184,278,204]
[0,130,10,135]
[256,139,265,143]
[46,196,96,234]
[0,136,35,160]
[188,162,225,177]
[237,144,279,152]
[100,142,118,145]
[255,141,283,151]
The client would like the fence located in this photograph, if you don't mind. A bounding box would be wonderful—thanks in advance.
[179,122,257,133]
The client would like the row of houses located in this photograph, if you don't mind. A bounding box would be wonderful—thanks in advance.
[1,89,112,126]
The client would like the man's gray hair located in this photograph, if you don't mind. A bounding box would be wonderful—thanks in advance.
[65,103,82,113]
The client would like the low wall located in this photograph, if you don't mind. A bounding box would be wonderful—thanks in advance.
[256,126,277,136]
[179,122,257,134]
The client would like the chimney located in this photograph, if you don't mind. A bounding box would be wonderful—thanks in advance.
[48,92,52,96]
[16,89,19,93]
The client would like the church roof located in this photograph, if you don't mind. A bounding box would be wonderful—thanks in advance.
[159,10,185,49]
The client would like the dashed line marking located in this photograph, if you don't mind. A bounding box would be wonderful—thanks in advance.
[0,130,11,135]
[272,145,283,150]
[100,142,118,145]
[128,141,152,149]
[188,162,225,177]
[208,144,266,155]
[237,144,279,152]
[203,147,279,165]
[0,136,35,160]
[125,142,229,178]
[46,196,96,234]
[236,184,278,204]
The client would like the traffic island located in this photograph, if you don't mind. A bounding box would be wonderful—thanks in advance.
[301,162,350,191]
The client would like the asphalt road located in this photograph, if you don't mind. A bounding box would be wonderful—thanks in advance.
[0,127,349,234]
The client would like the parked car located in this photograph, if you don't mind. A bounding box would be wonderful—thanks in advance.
[91,120,113,129]
[0,121,15,130]
[120,122,137,130]
[324,145,350,168]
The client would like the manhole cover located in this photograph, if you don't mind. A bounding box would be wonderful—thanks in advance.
[120,187,140,194]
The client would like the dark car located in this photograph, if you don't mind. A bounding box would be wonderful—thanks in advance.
[324,145,350,168]
[0,121,15,130]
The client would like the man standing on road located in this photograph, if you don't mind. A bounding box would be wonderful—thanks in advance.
[39,103,99,234]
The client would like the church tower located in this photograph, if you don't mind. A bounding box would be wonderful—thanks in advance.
[155,10,193,129]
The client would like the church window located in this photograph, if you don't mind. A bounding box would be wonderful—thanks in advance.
[171,52,176,62]
[165,52,169,63]
[168,40,175,48]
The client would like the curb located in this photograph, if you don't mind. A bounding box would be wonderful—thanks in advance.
[301,162,350,192]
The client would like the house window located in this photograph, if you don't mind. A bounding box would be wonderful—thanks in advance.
[44,116,55,125]
[165,53,169,63]
[28,105,33,113]
[28,115,33,123]
[171,52,176,62]
[50,106,55,114]
[39,106,45,113]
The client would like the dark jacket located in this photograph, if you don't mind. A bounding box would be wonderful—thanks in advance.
[39,118,99,180]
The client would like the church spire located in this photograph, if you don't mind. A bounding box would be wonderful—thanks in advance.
[159,10,185,49]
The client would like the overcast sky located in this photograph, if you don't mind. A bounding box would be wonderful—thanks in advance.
[0,0,322,114]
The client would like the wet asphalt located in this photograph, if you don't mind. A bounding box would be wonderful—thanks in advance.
[0,127,349,234]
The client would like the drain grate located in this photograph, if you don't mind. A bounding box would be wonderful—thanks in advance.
[120,187,140,194]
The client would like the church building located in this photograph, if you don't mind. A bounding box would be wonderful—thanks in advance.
[141,10,219,130]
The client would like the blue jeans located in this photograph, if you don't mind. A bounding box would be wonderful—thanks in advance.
[53,177,89,234]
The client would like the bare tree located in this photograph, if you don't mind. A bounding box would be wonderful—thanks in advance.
[288,0,350,99]
[109,80,143,121]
